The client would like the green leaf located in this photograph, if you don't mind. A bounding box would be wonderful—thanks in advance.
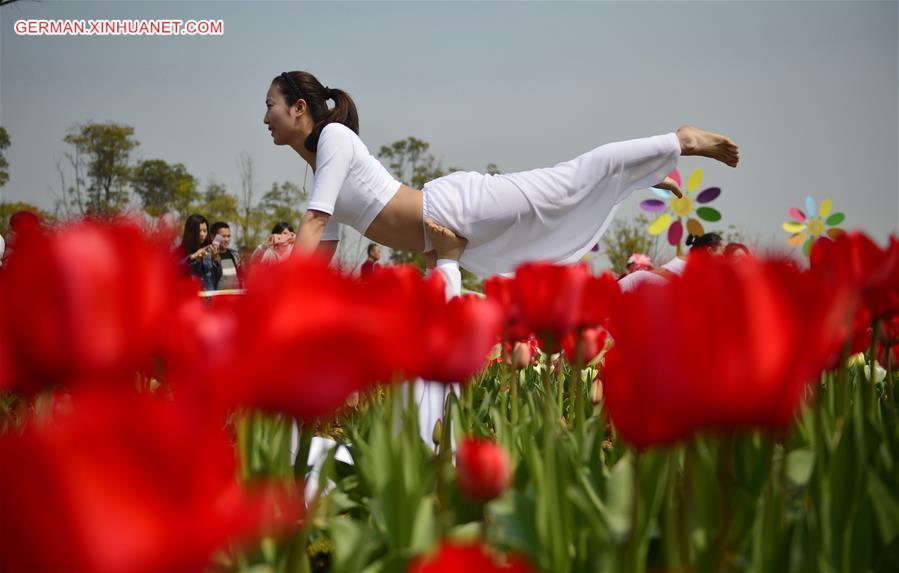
[696,207,721,222]
[868,473,899,544]
[786,448,815,486]
[605,455,633,538]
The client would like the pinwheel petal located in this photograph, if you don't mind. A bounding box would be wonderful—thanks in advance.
[788,208,806,222]
[696,207,721,222]
[805,196,817,217]
[696,187,721,204]
[826,227,845,240]
[686,168,704,194]
[667,168,681,188]
[648,213,673,235]
[668,219,684,246]
[802,236,815,257]
[652,188,673,199]
[783,221,805,233]
[826,212,845,226]
[640,199,668,212]
[819,199,833,217]
[788,232,808,247]
[686,218,705,237]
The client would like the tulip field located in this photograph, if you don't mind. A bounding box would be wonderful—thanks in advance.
[1,221,899,573]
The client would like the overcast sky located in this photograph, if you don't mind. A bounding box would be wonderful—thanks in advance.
[1,0,896,264]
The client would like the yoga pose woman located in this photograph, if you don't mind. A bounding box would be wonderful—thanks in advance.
[264,71,739,278]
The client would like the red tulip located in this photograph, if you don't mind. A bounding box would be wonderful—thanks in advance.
[0,388,299,573]
[604,254,855,448]
[562,327,609,366]
[223,255,406,420]
[578,271,621,329]
[485,275,533,342]
[513,262,592,348]
[456,437,512,503]
[810,231,899,320]
[408,541,536,573]
[0,221,193,394]
[415,294,504,383]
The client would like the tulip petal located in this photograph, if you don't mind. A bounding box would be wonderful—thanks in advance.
[696,207,721,222]
[802,236,814,257]
[648,213,672,235]
[819,198,833,217]
[696,187,721,204]
[788,232,807,247]
[640,199,667,212]
[789,208,806,222]
[826,212,845,226]
[687,218,704,237]
[783,221,805,233]
[668,168,681,187]
[686,168,703,194]
[667,219,684,246]
[805,196,817,217]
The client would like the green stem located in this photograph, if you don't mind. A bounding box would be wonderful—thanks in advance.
[511,367,520,425]
[629,452,642,573]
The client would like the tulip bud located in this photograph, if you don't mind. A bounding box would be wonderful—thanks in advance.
[511,341,531,369]
[591,378,604,404]
[456,437,512,503]
[432,418,443,446]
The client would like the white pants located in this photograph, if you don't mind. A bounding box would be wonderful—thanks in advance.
[422,132,681,278]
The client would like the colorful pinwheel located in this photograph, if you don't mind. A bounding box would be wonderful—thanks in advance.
[641,168,722,252]
[783,197,845,256]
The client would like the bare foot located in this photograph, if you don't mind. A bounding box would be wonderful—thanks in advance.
[425,219,467,261]
[655,176,683,198]
[676,125,740,168]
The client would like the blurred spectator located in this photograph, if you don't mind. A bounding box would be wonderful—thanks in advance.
[210,221,243,289]
[359,243,382,279]
[625,253,653,274]
[2,210,42,266]
[724,242,750,257]
[180,214,221,291]
[251,222,295,264]
[685,232,724,254]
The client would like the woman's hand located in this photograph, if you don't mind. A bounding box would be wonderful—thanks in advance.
[190,246,209,261]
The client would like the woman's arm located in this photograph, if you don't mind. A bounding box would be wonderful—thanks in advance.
[317,240,339,261]
[294,209,331,254]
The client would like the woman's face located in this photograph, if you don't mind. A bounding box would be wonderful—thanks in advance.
[198,222,208,243]
[264,84,296,146]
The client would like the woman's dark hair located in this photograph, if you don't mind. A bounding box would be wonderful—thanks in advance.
[181,214,210,257]
[271,222,294,235]
[273,71,360,153]
[686,232,723,252]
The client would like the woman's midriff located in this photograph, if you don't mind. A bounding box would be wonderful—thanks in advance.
[363,184,426,252]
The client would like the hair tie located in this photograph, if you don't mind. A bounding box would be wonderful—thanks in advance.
[324,86,332,99]
[280,72,304,101]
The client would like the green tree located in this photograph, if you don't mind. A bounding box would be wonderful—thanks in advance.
[195,181,240,229]
[0,127,10,190]
[131,159,199,217]
[600,213,665,275]
[62,122,139,216]
[378,137,449,191]
[258,181,308,232]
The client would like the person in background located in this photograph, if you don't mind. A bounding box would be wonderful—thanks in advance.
[252,222,295,264]
[624,253,653,274]
[359,243,382,279]
[210,221,243,290]
[618,232,724,292]
[180,214,221,291]
[2,210,42,266]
